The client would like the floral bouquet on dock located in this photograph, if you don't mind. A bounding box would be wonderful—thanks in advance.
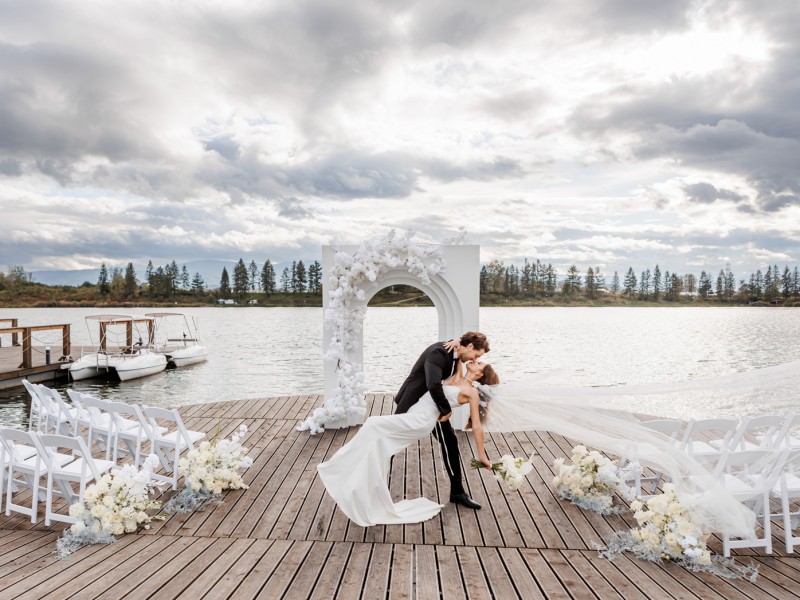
[552,445,636,514]
[57,454,164,559]
[600,484,757,580]
[164,423,254,514]
[471,453,535,491]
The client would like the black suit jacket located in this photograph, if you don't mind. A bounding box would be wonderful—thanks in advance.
[394,342,457,417]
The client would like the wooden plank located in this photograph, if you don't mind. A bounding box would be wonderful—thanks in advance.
[455,546,492,600]
[385,437,408,544]
[518,549,572,600]
[419,429,444,546]
[164,538,247,599]
[540,548,597,600]
[388,543,413,600]
[402,437,423,545]
[436,544,467,600]
[561,549,624,600]
[228,539,293,599]
[335,542,372,600]
[416,543,440,599]
[476,547,519,599]
[361,542,392,597]
[197,539,268,600]
[308,541,352,600]
[254,540,313,599]
[496,548,546,600]
[275,540,332,599]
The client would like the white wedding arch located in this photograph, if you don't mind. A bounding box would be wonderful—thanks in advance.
[298,232,479,434]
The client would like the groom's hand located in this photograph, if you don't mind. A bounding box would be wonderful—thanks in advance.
[437,411,452,422]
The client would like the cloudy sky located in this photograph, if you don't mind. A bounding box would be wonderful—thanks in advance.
[1,0,798,279]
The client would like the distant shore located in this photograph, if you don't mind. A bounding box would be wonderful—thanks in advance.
[1,290,797,309]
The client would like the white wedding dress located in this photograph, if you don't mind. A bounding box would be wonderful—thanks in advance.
[317,385,461,526]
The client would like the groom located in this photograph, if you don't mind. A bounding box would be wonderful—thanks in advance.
[394,331,490,509]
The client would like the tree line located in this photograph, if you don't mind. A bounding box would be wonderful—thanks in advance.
[217,259,323,297]
[481,259,800,303]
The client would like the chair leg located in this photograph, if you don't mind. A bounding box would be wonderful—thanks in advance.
[763,493,772,554]
[45,472,54,527]
[784,494,793,554]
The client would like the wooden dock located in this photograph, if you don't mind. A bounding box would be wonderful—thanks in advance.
[1,394,799,599]
[0,346,94,390]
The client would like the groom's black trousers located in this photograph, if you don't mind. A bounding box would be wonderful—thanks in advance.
[432,420,464,496]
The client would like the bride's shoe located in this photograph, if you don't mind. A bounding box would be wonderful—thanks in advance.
[450,493,481,509]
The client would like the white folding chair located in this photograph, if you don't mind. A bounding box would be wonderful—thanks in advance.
[769,449,800,553]
[34,434,115,525]
[0,427,38,495]
[0,428,75,523]
[107,401,164,467]
[714,448,788,556]
[142,406,205,489]
[680,418,738,466]
[67,391,115,458]
[633,419,685,494]
[22,380,46,433]
[23,382,66,435]
[722,415,784,452]
[40,387,82,437]
[773,414,800,449]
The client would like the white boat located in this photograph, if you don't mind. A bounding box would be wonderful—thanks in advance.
[114,349,168,381]
[145,312,208,368]
[68,315,166,382]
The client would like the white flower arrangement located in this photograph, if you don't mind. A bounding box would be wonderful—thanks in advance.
[600,483,758,580]
[552,445,637,514]
[164,424,253,514]
[472,454,535,491]
[57,454,164,559]
[298,230,447,434]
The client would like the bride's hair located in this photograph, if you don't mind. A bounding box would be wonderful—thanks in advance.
[466,364,499,429]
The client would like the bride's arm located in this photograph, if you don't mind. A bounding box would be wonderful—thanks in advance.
[466,389,492,470]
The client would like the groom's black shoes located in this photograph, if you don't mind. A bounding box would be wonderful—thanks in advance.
[450,493,481,509]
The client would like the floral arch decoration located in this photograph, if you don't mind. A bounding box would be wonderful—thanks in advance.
[298,231,480,435]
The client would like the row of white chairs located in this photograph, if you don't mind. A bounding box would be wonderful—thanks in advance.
[0,428,114,525]
[636,415,800,555]
[2,382,206,525]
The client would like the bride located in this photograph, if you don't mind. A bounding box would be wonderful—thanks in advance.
[317,360,499,526]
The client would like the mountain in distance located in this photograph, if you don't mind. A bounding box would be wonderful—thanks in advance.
[31,258,314,289]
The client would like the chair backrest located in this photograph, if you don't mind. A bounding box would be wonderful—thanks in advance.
[35,433,101,480]
[641,419,684,440]
[729,414,784,450]
[713,448,787,486]
[773,413,800,448]
[0,427,39,462]
[73,392,110,427]
[681,418,739,451]
[43,387,79,435]
[107,400,151,437]
[143,406,193,446]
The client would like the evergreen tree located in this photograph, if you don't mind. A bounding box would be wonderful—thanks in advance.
[564,265,581,296]
[623,267,637,297]
[486,260,505,293]
[123,262,137,298]
[167,260,180,293]
[97,263,110,295]
[781,266,792,298]
[639,269,650,300]
[521,259,532,297]
[794,267,800,300]
[219,267,231,296]
[233,258,249,297]
[290,261,298,293]
[261,260,276,294]
[191,272,205,293]
[716,270,724,301]
[479,265,489,295]
[663,269,672,300]
[295,260,307,293]
[611,271,620,294]
[145,260,154,286]
[652,264,661,300]
[698,271,712,299]
[249,260,259,292]
[724,266,735,300]
[180,265,190,291]
[308,260,322,294]
[545,264,557,296]
[585,267,596,299]
[280,267,291,292]
[684,273,697,293]
[594,266,605,292]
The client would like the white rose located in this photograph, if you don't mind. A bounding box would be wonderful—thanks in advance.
[70,521,86,534]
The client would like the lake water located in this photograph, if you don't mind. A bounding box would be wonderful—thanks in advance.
[2,306,799,428]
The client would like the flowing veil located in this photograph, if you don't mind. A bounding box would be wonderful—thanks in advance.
[476,360,800,537]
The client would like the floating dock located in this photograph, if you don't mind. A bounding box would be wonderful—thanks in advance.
[0,319,80,390]
[1,394,798,599]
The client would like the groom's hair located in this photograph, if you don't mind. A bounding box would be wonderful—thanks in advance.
[460,331,489,352]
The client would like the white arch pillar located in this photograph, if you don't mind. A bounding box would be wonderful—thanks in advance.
[322,244,480,428]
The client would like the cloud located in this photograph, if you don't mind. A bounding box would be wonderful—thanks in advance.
[683,182,745,204]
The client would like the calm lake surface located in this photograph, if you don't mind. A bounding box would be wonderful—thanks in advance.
[2,306,799,428]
